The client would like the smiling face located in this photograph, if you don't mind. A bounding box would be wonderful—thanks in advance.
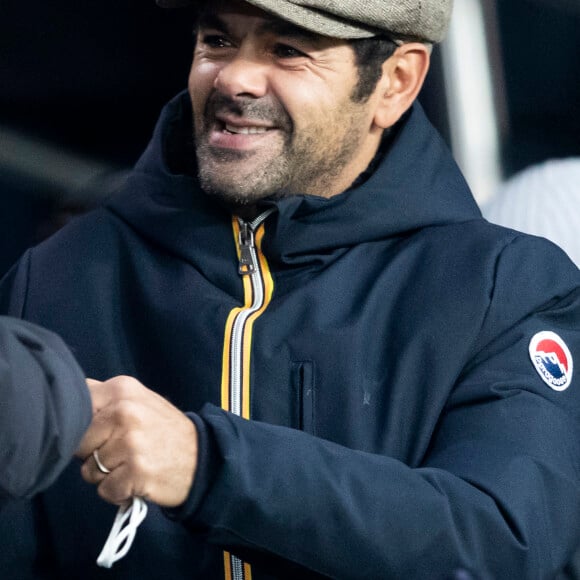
[188,0,387,205]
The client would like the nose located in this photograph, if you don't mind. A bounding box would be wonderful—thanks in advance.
[214,53,269,99]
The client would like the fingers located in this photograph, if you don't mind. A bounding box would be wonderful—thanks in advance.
[81,449,135,506]
[76,402,117,459]
[95,464,140,506]
[77,375,199,508]
[77,376,145,459]
[81,444,123,485]
[92,449,111,474]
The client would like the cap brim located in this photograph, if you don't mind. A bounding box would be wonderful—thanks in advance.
[156,0,378,39]
[155,0,447,42]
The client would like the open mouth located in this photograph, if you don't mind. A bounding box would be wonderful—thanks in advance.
[206,116,282,151]
[214,114,276,136]
[223,123,270,135]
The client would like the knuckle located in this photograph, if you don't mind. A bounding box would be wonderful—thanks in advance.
[100,375,137,404]
[131,452,150,477]
[112,375,141,396]
[113,399,140,424]
[123,428,145,453]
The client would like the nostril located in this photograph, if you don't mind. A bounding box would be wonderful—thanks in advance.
[213,59,269,100]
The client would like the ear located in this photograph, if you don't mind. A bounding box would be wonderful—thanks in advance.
[372,43,431,130]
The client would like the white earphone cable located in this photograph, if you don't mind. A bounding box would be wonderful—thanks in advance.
[96,497,148,568]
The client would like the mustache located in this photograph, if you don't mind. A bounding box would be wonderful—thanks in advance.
[204,92,292,131]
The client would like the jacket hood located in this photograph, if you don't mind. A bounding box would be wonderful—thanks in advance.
[108,91,481,270]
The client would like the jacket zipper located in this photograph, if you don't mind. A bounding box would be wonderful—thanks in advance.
[223,209,275,580]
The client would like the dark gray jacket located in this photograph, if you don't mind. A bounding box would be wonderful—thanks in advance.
[0,316,90,501]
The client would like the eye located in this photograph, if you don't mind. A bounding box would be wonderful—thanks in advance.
[273,43,307,59]
[200,34,232,49]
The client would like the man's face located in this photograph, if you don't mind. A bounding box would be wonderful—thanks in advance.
[189,0,384,205]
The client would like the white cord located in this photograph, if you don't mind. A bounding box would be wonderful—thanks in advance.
[96,497,148,568]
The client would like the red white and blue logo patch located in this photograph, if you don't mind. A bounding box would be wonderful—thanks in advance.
[529,331,573,391]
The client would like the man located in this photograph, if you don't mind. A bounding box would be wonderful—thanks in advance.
[0,317,90,503]
[1,0,580,578]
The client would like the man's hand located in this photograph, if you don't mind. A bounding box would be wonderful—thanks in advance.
[76,376,198,508]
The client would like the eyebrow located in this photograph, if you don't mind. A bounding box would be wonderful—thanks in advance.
[196,11,326,48]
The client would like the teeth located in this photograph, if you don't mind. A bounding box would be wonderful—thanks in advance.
[225,124,268,135]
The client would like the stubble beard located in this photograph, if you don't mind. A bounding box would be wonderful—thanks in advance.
[194,93,370,206]
[195,137,294,206]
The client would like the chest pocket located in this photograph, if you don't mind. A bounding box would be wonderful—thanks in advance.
[291,361,316,435]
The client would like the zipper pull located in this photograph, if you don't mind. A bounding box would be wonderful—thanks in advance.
[238,222,257,275]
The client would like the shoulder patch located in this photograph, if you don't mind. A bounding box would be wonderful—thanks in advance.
[529,331,573,391]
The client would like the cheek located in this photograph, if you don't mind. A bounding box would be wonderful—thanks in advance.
[270,77,350,132]
[188,63,218,124]
[188,60,222,95]
[269,82,322,132]
[188,59,219,86]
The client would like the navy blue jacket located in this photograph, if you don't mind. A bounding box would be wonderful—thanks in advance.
[1,91,580,579]
[0,316,90,502]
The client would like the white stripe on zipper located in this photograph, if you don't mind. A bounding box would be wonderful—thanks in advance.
[229,209,274,580]
[230,234,264,416]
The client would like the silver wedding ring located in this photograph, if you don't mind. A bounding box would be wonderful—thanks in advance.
[93,449,111,474]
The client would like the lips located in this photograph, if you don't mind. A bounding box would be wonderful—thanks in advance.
[204,115,280,151]
[224,123,270,135]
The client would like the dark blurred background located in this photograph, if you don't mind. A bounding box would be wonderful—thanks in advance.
[0,0,195,275]
[1,0,580,276]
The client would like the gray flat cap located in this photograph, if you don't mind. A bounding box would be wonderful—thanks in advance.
[156,0,454,43]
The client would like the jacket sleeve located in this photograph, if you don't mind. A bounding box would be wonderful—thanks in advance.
[0,314,91,499]
[169,236,580,579]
